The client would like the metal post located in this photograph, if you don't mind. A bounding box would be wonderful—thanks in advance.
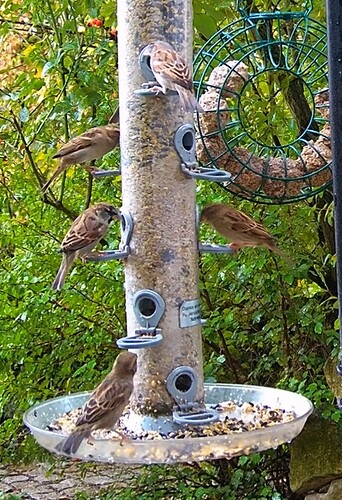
[326,1,342,382]
[117,0,204,413]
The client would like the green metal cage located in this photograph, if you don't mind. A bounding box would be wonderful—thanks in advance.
[193,0,330,204]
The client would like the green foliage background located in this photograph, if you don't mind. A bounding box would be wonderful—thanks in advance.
[0,0,339,497]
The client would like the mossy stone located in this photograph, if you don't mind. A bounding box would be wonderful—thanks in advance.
[324,357,342,399]
[290,413,342,493]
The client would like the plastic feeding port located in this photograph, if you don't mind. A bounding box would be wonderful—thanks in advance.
[166,366,197,403]
[174,124,233,182]
[117,289,165,349]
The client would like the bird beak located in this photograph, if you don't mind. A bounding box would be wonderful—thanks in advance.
[108,208,121,222]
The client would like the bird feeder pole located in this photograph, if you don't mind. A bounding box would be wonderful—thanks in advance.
[117,0,204,414]
[326,0,342,384]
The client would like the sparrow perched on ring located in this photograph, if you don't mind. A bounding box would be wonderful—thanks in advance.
[56,351,138,455]
[143,40,203,113]
[52,203,120,291]
[201,203,292,263]
[42,124,120,193]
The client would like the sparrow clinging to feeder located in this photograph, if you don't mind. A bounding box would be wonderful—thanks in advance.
[200,203,292,263]
[42,124,120,193]
[143,40,204,113]
[52,203,120,291]
[56,351,138,455]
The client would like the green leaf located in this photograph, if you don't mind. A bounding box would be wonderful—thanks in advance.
[194,13,217,39]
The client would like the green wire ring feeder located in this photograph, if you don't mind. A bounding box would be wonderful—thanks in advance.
[193,0,330,204]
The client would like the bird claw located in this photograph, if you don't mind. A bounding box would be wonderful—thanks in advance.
[149,85,164,95]
[228,243,241,252]
[85,166,100,175]
[142,81,160,89]
[112,430,129,446]
[80,253,93,263]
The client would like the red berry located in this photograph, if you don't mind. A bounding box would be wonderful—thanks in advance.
[87,18,103,28]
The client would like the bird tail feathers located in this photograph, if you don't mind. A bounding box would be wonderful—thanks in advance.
[178,88,204,113]
[41,162,66,194]
[270,245,294,266]
[51,254,75,291]
[55,428,91,455]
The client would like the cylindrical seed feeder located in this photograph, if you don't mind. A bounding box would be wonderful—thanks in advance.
[24,0,313,464]
[117,0,204,415]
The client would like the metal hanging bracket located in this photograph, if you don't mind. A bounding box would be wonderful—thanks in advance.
[85,210,133,262]
[199,243,237,254]
[195,205,236,255]
[174,124,233,183]
[91,168,121,178]
[117,289,165,349]
[134,49,178,97]
[166,366,220,426]
[237,0,313,20]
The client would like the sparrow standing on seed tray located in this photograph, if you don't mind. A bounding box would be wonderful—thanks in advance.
[52,203,120,291]
[56,351,138,455]
[200,203,292,263]
[143,40,203,113]
[42,124,120,193]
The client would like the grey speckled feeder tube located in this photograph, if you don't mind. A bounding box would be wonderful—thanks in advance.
[117,0,203,415]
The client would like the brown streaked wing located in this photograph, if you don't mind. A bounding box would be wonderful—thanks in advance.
[223,210,258,234]
[76,376,126,427]
[228,210,272,241]
[250,223,274,241]
[75,391,125,427]
[54,135,94,158]
[61,214,106,252]
[152,48,192,90]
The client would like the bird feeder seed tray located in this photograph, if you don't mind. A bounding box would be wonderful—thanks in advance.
[24,383,312,464]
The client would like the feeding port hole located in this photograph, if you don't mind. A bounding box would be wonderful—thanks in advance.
[138,297,157,317]
[175,373,193,393]
[182,131,194,151]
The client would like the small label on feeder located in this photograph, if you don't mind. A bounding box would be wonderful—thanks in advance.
[179,299,201,328]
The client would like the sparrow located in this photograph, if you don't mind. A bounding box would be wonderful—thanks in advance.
[143,40,203,113]
[201,203,292,263]
[42,124,120,193]
[56,351,138,455]
[52,203,120,291]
